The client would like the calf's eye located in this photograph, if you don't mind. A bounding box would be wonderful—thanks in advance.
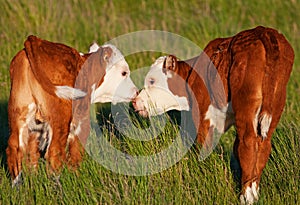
[149,78,155,85]
[122,71,127,76]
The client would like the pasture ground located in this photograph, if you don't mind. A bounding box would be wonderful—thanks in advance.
[0,1,299,204]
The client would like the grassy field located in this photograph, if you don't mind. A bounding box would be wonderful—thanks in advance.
[0,0,300,204]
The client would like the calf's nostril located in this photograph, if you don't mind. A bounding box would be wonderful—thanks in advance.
[131,99,138,110]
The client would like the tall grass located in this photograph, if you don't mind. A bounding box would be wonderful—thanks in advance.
[0,0,299,204]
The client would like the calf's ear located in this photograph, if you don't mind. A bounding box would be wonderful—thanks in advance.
[89,42,100,53]
[103,47,113,63]
[165,55,178,71]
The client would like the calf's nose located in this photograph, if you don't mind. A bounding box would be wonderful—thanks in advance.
[131,98,138,110]
[132,87,139,99]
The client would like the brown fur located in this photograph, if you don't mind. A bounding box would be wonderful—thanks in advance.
[6,36,111,181]
[163,26,294,197]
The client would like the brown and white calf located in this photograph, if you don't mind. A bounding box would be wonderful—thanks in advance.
[133,26,294,204]
[7,35,138,186]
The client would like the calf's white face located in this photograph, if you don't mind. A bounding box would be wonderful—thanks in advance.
[90,44,138,104]
[133,56,189,117]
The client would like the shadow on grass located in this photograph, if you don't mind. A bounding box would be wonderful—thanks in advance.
[94,102,153,154]
[94,102,242,189]
[0,100,9,173]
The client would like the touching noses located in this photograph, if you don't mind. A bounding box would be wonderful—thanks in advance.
[132,87,139,99]
[132,88,143,108]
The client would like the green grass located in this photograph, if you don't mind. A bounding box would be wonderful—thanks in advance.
[0,0,300,204]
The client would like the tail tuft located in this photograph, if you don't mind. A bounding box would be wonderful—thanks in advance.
[55,86,87,100]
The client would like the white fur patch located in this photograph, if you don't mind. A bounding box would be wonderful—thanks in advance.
[55,86,86,100]
[138,87,189,116]
[67,121,81,142]
[252,106,272,139]
[204,103,234,134]
[152,56,167,68]
[259,113,272,139]
[19,103,36,148]
[67,133,75,143]
[89,43,100,53]
[12,171,22,187]
[240,182,259,205]
[253,106,261,136]
[90,83,96,104]
[18,125,26,148]
[205,104,227,133]
[74,122,82,136]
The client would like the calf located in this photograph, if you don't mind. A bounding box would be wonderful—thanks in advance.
[133,26,294,204]
[7,35,138,185]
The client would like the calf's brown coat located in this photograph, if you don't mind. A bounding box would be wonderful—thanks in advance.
[7,36,111,181]
[161,26,294,202]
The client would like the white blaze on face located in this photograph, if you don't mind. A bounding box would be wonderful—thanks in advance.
[135,56,189,117]
[90,44,138,104]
